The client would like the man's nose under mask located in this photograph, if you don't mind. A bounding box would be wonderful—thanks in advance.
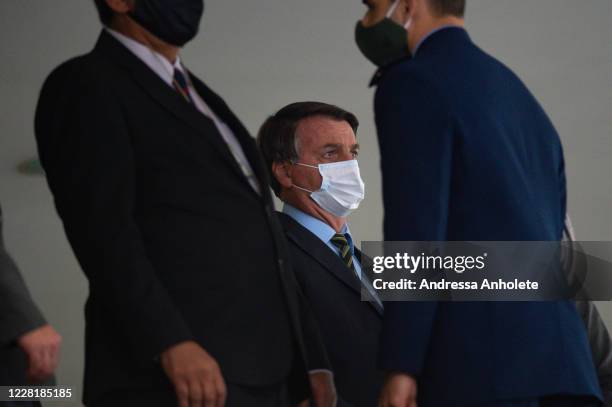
[292,160,366,218]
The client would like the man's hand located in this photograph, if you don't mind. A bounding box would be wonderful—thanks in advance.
[297,370,337,407]
[17,324,62,383]
[378,372,417,407]
[160,341,226,407]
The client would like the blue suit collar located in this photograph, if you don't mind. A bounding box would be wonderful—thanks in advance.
[370,27,470,87]
[413,26,471,57]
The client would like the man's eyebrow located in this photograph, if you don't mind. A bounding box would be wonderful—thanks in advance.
[318,143,360,151]
[321,143,341,150]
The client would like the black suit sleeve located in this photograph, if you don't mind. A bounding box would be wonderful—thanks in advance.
[576,301,612,406]
[296,285,331,372]
[34,64,193,361]
[558,145,567,233]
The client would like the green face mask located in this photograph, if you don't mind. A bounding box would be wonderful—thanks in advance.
[354,2,410,67]
[355,19,409,67]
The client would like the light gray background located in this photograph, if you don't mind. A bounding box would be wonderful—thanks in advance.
[0,0,610,405]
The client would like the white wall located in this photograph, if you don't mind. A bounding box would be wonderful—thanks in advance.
[0,1,610,405]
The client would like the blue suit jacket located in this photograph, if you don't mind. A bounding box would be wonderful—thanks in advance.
[374,27,601,406]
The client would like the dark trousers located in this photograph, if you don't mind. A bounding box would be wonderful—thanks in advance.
[89,380,291,407]
[0,345,49,407]
[225,381,290,407]
[480,395,602,407]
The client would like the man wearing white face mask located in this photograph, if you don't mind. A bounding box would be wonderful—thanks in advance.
[258,102,384,407]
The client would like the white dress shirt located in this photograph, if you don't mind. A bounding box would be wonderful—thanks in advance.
[105,28,261,194]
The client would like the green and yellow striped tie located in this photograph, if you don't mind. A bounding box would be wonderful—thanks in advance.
[330,233,356,274]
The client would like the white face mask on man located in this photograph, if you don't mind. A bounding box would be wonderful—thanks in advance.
[292,159,366,218]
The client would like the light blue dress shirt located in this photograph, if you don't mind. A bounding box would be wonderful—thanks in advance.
[282,204,383,310]
[283,204,363,279]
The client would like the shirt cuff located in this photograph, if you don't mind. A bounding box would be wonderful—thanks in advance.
[308,369,334,376]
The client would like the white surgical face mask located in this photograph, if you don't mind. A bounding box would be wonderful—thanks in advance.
[293,159,365,218]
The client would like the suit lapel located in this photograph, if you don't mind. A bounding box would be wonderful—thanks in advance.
[94,32,251,190]
[355,249,384,316]
[279,213,382,315]
[188,75,272,193]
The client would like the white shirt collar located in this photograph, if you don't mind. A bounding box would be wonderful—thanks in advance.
[105,27,185,87]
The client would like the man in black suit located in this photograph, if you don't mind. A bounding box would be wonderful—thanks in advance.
[34,1,334,406]
[257,102,384,406]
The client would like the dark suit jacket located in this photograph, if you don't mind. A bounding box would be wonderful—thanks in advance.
[278,212,383,407]
[374,27,601,406]
[577,301,612,407]
[0,204,50,385]
[34,31,327,405]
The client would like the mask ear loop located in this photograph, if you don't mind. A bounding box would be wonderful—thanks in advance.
[293,162,319,170]
[387,0,412,29]
[386,0,401,18]
[293,185,315,194]
[290,161,319,194]
[404,16,413,29]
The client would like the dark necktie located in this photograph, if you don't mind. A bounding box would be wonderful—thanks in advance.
[330,233,356,275]
[331,233,384,310]
[173,68,193,104]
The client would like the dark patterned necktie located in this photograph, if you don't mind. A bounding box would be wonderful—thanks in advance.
[331,233,384,309]
[330,233,356,274]
[173,68,193,104]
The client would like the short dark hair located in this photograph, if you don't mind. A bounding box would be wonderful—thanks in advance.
[93,0,115,25]
[257,102,359,197]
[427,0,466,17]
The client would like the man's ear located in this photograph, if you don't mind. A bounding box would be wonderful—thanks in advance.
[105,0,132,13]
[389,0,410,26]
[408,0,424,18]
[272,161,293,190]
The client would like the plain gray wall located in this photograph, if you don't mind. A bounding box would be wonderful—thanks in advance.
[0,1,610,405]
